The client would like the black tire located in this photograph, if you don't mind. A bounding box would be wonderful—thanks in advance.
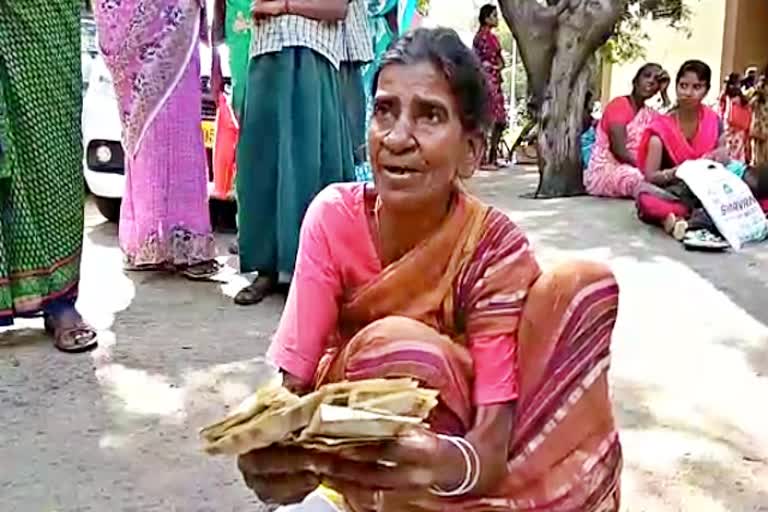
[209,197,238,233]
[94,196,121,223]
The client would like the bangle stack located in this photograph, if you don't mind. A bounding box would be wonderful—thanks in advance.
[429,434,480,497]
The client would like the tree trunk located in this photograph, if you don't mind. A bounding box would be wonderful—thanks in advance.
[535,54,595,198]
[499,0,625,198]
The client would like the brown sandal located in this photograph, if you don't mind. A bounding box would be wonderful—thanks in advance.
[44,315,98,354]
[179,260,222,281]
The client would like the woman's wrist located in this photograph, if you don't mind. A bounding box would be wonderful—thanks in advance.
[432,435,465,490]
[281,370,311,395]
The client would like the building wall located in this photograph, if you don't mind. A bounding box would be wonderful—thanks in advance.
[722,0,768,77]
[604,0,728,106]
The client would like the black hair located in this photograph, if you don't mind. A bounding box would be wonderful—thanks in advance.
[725,72,741,85]
[632,62,662,85]
[478,4,497,26]
[676,60,712,89]
[372,28,492,136]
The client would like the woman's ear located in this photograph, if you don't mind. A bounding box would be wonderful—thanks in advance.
[459,133,485,179]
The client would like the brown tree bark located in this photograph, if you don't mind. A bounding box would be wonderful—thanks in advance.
[499,0,626,197]
[537,55,596,197]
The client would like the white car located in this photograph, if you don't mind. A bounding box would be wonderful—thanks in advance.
[81,15,98,91]
[82,45,232,224]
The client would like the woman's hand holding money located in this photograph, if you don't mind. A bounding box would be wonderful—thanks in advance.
[236,428,468,506]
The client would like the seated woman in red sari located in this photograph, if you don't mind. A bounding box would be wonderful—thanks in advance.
[635,60,729,238]
[585,63,669,198]
[236,29,623,512]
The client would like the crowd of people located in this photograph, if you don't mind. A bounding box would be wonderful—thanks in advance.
[583,59,768,246]
[3,1,624,509]
[1,1,765,511]
[0,0,420,345]
[720,67,768,166]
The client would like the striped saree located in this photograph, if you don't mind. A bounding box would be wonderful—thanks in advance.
[314,192,622,511]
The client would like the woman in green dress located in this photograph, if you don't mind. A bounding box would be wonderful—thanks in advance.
[0,0,97,352]
[232,0,355,305]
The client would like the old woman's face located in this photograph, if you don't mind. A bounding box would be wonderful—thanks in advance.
[368,62,481,213]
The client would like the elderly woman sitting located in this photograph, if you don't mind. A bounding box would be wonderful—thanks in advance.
[237,29,623,512]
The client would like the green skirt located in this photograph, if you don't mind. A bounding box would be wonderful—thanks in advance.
[0,0,84,324]
[236,48,354,275]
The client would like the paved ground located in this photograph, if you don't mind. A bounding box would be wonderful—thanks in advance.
[1,167,766,512]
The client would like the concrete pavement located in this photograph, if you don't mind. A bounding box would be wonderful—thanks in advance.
[1,167,766,511]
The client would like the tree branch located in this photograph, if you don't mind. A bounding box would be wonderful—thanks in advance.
[555,0,626,82]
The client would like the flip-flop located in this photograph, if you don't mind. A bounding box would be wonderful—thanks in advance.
[44,315,98,354]
[683,229,730,252]
[179,260,222,281]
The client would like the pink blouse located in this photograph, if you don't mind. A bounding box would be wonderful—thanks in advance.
[268,183,521,406]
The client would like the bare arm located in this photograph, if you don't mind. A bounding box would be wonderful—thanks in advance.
[433,403,515,495]
[607,123,636,166]
[286,0,348,21]
[282,371,313,395]
[704,129,731,164]
[644,135,677,186]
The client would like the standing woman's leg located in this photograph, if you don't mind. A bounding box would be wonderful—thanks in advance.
[276,48,353,275]
[234,53,283,305]
[0,0,96,351]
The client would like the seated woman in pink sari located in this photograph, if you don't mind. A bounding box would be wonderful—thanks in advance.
[635,60,729,238]
[585,63,669,198]
[235,29,622,512]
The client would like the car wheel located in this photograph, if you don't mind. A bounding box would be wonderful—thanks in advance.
[210,198,237,233]
[94,196,121,223]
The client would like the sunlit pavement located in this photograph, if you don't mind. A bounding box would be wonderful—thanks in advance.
[1,167,766,511]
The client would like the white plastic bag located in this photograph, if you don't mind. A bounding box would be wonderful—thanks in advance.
[676,159,768,250]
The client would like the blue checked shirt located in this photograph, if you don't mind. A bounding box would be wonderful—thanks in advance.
[342,0,373,63]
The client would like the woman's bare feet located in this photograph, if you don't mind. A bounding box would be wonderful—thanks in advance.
[663,213,688,241]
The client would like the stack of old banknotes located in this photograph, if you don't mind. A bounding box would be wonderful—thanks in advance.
[201,378,439,456]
